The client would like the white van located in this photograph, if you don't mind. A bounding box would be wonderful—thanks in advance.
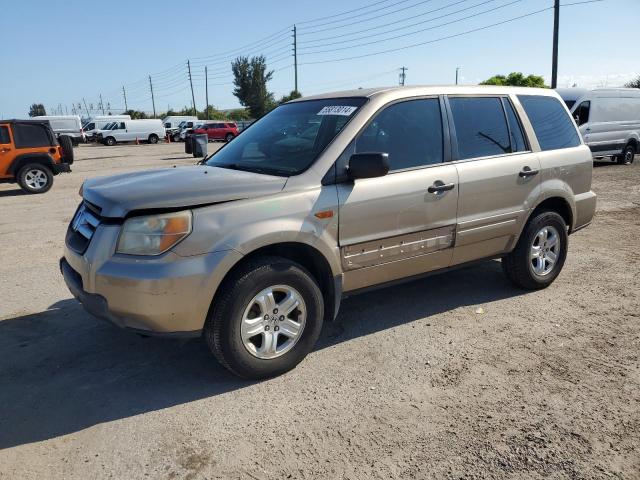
[97,119,166,146]
[83,115,131,140]
[34,115,84,145]
[163,116,198,135]
[566,88,640,165]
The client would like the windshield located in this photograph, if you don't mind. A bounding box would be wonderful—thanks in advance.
[205,98,366,176]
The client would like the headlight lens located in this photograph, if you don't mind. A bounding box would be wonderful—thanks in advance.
[116,210,192,255]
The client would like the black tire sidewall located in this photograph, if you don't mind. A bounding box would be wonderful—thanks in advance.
[225,133,234,142]
[105,137,115,146]
[148,134,158,144]
[18,164,53,194]
[520,212,568,287]
[209,259,324,379]
[622,145,635,165]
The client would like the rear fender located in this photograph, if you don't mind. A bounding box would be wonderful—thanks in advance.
[8,153,56,175]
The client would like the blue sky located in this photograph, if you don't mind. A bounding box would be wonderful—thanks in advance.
[1,0,637,118]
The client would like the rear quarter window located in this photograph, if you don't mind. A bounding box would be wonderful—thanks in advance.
[518,95,581,151]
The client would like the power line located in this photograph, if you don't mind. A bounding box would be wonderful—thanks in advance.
[299,0,472,45]
[299,0,524,55]
[299,5,554,65]
[297,0,404,25]
[298,0,440,36]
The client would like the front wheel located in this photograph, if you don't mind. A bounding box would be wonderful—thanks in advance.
[502,211,568,290]
[617,144,635,165]
[148,134,159,144]
[17,164,53,194]
[204,256,324,379]
[104,136,116,146]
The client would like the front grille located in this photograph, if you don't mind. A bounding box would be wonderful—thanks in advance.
[66,201,102,254]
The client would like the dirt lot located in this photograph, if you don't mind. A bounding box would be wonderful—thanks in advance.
[0,144,638,479]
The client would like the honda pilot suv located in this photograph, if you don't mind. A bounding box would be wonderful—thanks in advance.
[60,86,596,379]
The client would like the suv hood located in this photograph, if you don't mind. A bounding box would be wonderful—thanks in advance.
[82,165,287,218]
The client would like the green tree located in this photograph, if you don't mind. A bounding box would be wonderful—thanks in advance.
[231,55,275,118]
[480,72,547,88]
[624,76,640,88]
[28,103,46,117]
[227,108,251,121]
[123,109,148,119]
[279,90,302,104]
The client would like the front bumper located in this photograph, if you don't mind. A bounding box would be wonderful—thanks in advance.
[60,224,242,336]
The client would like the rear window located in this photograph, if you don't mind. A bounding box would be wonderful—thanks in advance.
[12,123,54,148]
[518,95,581,151]
[0,126,10,144]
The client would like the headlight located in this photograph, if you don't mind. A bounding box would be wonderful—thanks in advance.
[116,210,192,255]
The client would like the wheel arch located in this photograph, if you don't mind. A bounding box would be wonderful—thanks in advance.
[210,242,340,324]
[529,195,574,233]
[8,153,55,175]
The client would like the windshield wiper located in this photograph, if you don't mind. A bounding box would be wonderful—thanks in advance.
[212,163,287,176]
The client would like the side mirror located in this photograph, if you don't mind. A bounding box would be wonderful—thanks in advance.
[347,152,389,180]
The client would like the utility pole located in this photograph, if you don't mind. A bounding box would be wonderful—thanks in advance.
[293,25,298,92]
[205,66,209,120]
[455,67,461,85]
[149,75,156,118]
[122,86,128,112]
[187,60,196,116]
[551,0,560,88]
[399,66,408,86]
[99,94,105,115]
[65,105,69,115]
[82,98,90,118]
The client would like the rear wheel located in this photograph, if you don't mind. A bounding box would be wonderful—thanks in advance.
[204,256,324,379]
[148,134,159,144]
[17,164,53,194]
[225,133,235,142]
[617,144,635,165]
[502,210,568,290]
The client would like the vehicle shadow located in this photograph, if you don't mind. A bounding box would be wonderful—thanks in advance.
[0,188,26,198]
[0,260,523,449]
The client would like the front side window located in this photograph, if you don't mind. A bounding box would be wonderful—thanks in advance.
[518,95,581,151]
[574,101,590,126]
[118,122,126,130]
[0,126,10,144]
[206,98,366,176]
[355,98,443,170]
[83,122,95,131]
[449,97,511,160]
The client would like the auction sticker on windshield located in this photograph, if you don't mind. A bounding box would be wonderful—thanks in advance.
[317,106,358,116]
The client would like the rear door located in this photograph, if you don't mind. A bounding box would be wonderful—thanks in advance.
[447,95,541,265]
[338,97,459,292]
[0,124,15,178]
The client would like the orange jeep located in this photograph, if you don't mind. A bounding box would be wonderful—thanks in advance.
[0,119,73,194]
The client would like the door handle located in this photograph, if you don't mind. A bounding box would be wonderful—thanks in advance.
[0,148,10,153]
[428,182,455,193]
[519,167,539,178]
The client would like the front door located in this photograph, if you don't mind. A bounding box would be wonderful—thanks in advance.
[446,95,541,264]
[337,97,459,292]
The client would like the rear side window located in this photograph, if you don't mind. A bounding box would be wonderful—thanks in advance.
[0,126,10,144]
[503,99,528,153]
[355,98,443,170]
[12,123,52,148]
[518,95,581,151]
[449,97,511,160]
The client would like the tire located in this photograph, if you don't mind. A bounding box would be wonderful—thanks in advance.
[17,163,53,194]
[148,134,159,144]
[204,256,324,379]
[225,133,235,142]
[172,133,180,142]
[58,135,74,164]
[502,210,568,290]
[617,144,636,165]
[105,136,116,146]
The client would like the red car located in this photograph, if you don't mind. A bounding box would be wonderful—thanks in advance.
[193,122,238,142]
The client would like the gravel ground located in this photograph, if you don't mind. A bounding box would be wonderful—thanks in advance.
[0,144,638,479]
